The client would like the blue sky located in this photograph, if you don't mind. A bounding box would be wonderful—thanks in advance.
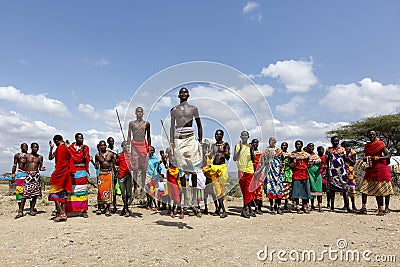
[1,1,399,175]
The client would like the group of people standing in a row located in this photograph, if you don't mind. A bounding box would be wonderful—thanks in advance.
[234,130,394,218]
[10,87,395,221]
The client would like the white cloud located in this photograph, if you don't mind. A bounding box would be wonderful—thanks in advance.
[0,86,71,117]
[243,1,259,14]
[78,103,95,114]
[250,13,262,22]
[19,59,29,65]
[237,84,275,100]
[83,58,110,66]
[78,101,130,132]
[260,59,318,93]
[276,96,306,116]
[320,78,400,117]
[151,96,173,111]
[0,110,63,175]
[95,59,110,66]
[274,119,349,151]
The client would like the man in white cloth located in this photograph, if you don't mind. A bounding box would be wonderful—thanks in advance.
[170,87,203,217]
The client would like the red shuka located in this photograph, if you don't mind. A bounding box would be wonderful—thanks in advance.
[50,144,73,192]
[69,143,90,173]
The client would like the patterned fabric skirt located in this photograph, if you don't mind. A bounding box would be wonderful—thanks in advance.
[282,182,292,200]
[97,171,114,204]
[291,179,311,200]
[48,185,68,203]
[264,159,284,199]
[254,184,263,201]
[157,190,166,202]
[345,165,356,197]
[166,167,181,204]
[146,178,157,199]
[308,165,323,196]
[15,170,27,202]
[329,184,347,193]
[249,166,263,201]
[66,169,89,213]
[360,180,393,196]
[23,171,42,198]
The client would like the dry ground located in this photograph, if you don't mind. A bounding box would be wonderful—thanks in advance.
[0,184,399,267]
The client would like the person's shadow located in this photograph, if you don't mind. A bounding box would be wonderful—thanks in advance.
[227,205,243,216]
[154,220,193,229]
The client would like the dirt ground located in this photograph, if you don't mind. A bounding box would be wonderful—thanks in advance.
[0,184,399,267]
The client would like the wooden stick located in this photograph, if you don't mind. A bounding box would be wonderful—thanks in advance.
[160,119,174,156]
[116,109,126,141]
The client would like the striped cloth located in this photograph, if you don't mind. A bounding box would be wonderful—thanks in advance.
[49,185,68,203]
[15,169,27,202]
[66,169,89,213]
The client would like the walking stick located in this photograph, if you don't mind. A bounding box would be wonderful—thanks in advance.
[160,119,174,157]
[116,109,126,141]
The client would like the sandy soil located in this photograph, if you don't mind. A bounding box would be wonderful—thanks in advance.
[0,184,399,267]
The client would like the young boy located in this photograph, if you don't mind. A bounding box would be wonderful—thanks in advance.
[157,174,167,210]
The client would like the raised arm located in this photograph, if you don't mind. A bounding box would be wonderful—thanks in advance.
[233,143,242,162]
[48,141,55,160]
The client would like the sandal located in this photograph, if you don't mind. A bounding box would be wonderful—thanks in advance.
[297,209,304,214]
[15,212,23,219]
[53,215,67,222]
[96,210,102,215]
[357,207,367,215]
[82,212,89,218]
[376,210,386,216]
[28,211,37,216]
[220,212,228,218]
[178,213,184,219]
[105,210,112,217]
[212,210,220,216]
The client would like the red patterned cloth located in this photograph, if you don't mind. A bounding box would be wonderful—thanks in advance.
[249,151,263,200]
[166,166,180,203]
[364,140,392,182]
